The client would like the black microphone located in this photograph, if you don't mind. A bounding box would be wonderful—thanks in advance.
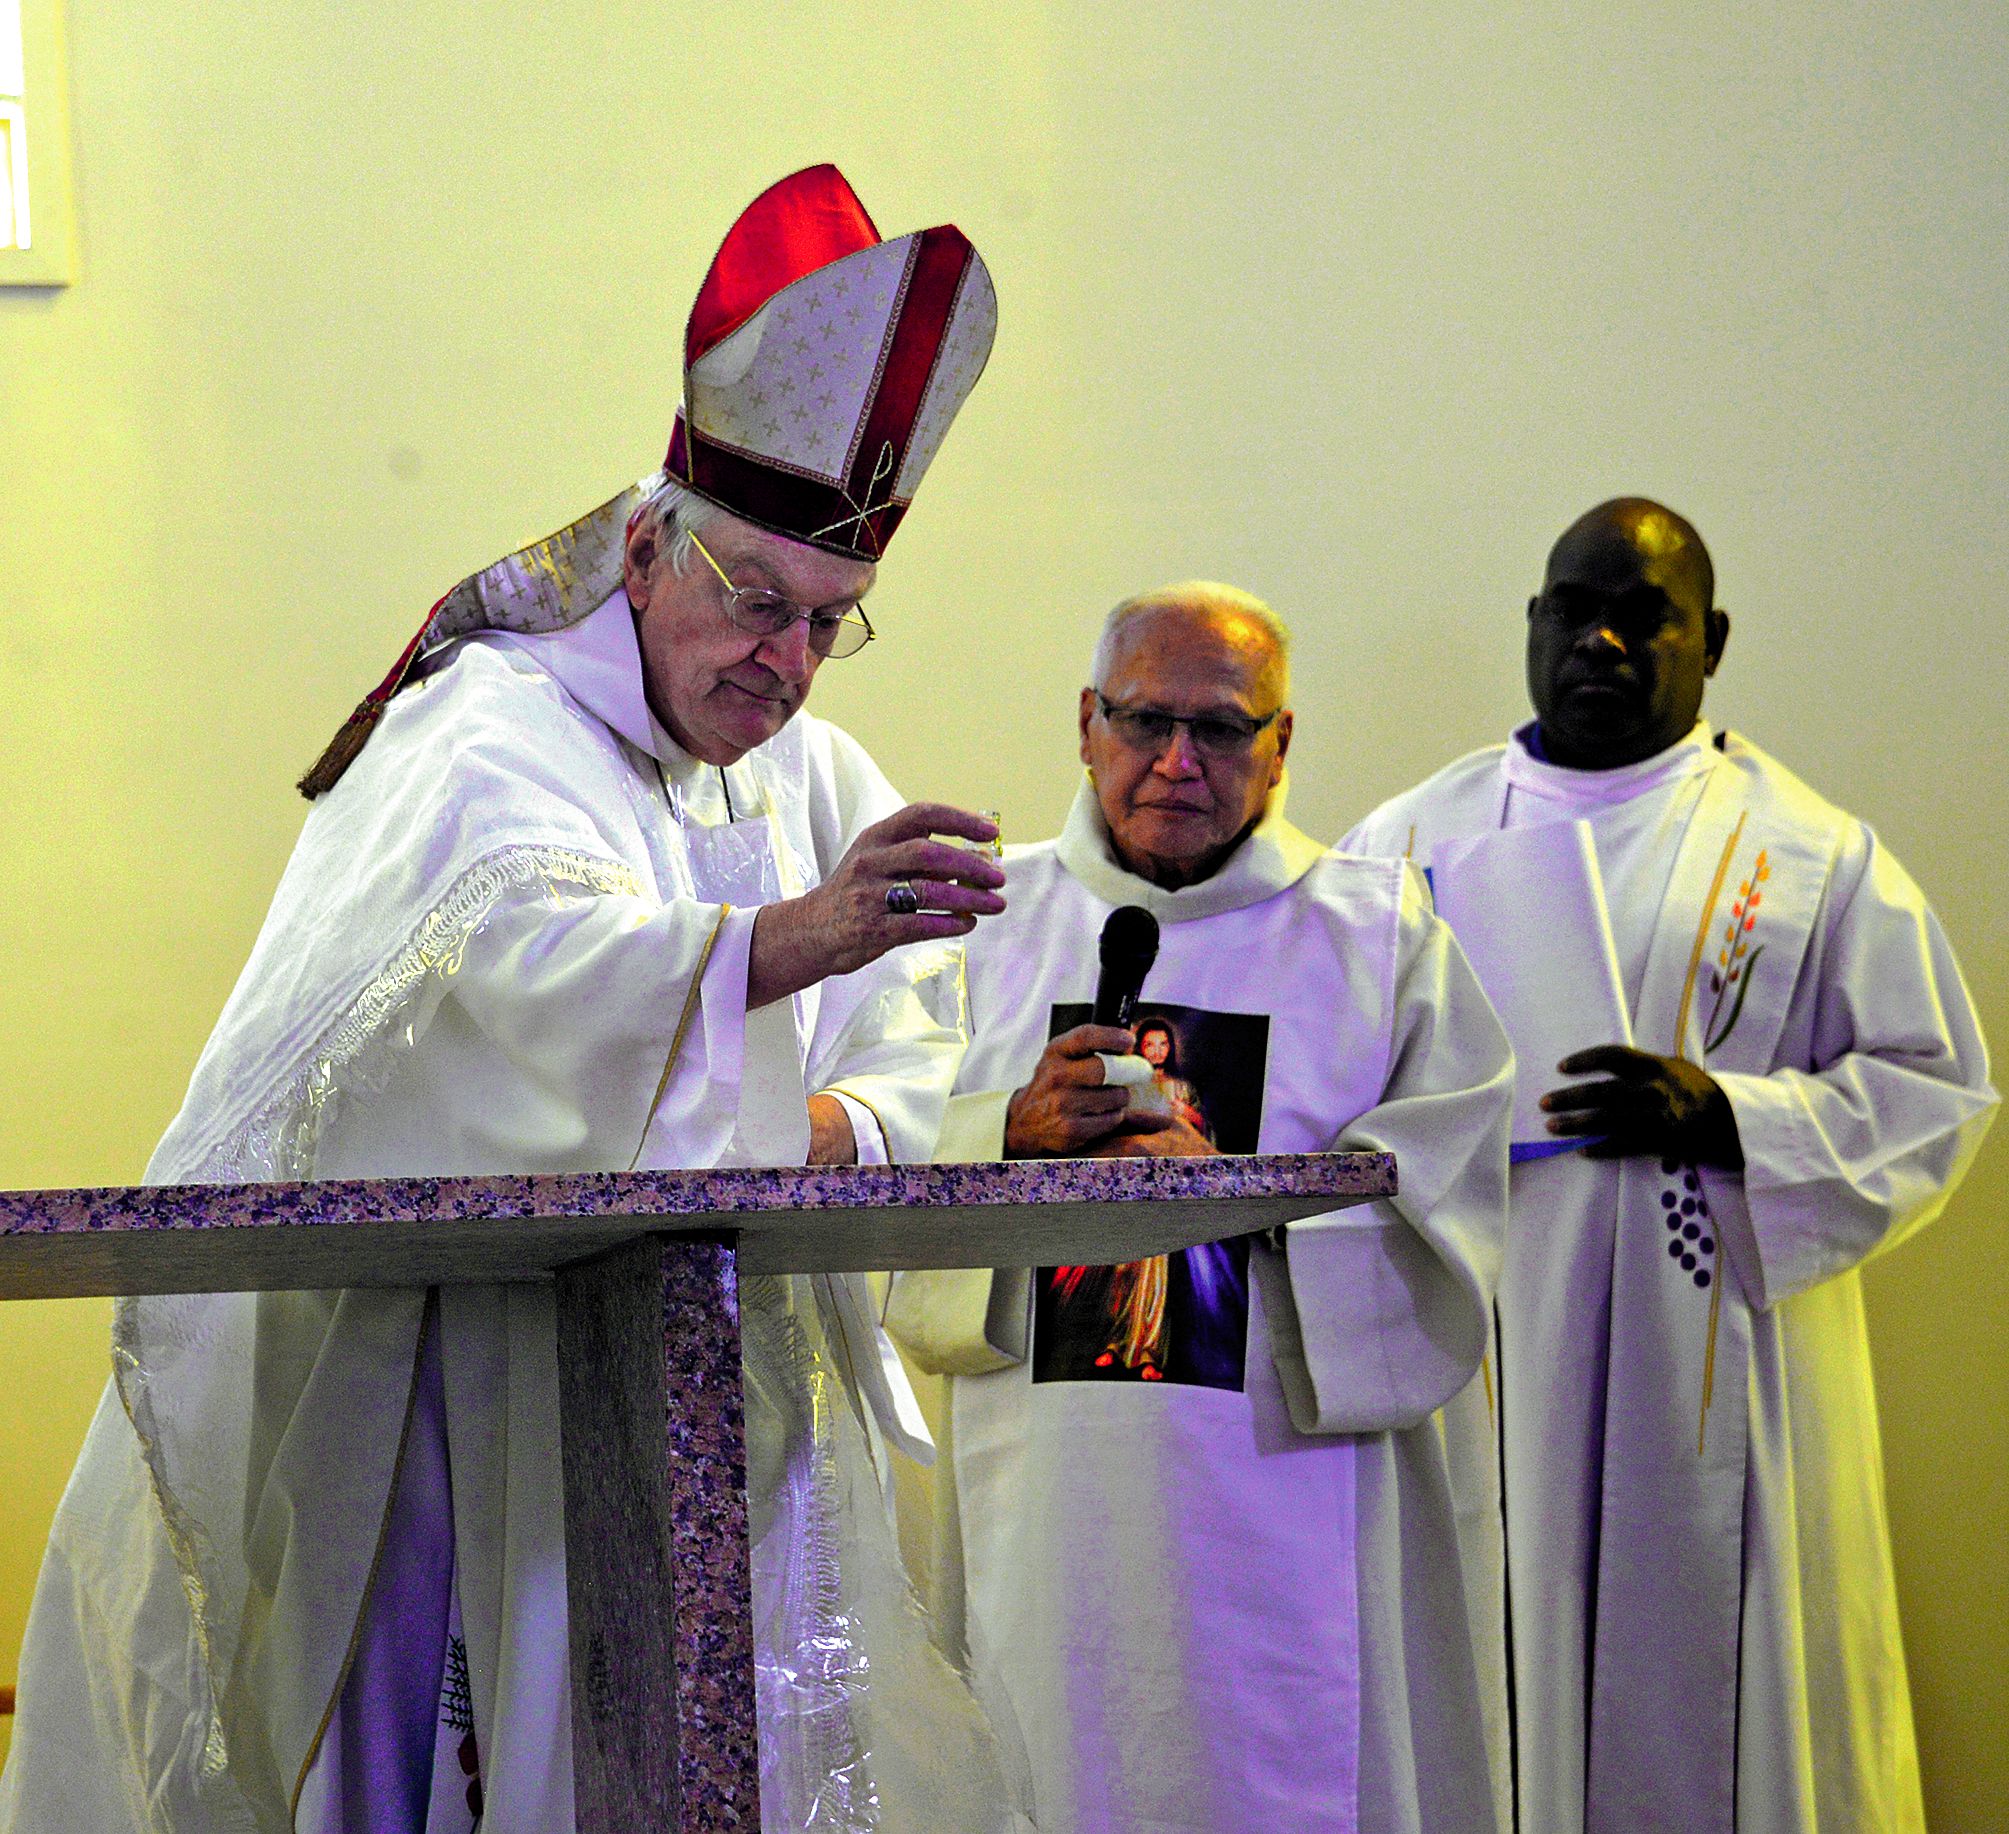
[1093,906,1161,1028]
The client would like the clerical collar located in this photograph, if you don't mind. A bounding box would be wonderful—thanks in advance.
[1503,718,1717,810]
[1054,774,1328,923]
[499,587,762,810]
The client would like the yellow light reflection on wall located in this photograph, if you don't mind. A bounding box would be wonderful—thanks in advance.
[0,0,25,250]
[0,0,69,283]
[1,0,25,252]
[1,105,26,251]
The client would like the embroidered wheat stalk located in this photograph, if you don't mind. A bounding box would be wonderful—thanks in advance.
[1673,815,1746,1059]
[1702,850,1771,1054]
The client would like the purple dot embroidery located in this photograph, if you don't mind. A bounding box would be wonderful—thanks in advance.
[1682,1222,1700,1241]
[1681,1197,1697,1216]
[1668,1240,1684,1259]
[1661,1191,1678,1209]
[1700,1237,1715,1255]
[1694,1269,1712,1288]
[1683,1173,1698,1193]
[1680,1253,1697,1271]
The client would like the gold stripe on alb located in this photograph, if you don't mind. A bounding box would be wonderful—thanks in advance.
[1699,1279,1723,1457]
[628,906,731,1173]
[291,1295,435,1824]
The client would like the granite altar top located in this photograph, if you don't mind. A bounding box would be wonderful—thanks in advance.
[0,1153,1394,1238]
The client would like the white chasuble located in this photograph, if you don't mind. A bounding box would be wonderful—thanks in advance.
[887,782,1514,1834]
[1346,724,1997,1834]
[0,595,1019,1834]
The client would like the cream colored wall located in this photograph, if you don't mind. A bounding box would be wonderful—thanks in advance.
[2,0,2003,1809]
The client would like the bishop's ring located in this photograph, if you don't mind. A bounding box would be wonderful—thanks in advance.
[884,880,921,917]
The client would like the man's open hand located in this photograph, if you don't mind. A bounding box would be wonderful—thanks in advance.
[1541,1045,1744,1169]
[749,803,1004,1008]
[1004,1025,1175,1158]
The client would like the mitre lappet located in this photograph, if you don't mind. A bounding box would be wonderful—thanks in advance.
[299,163,998,797]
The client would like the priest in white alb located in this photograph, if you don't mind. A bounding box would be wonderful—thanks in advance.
[1345,498,1998,1834]
[886,584,1515,1834]
[0,166,1023,1834]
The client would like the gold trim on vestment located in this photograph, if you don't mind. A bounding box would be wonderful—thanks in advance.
[1673,810,1747,1459]
[1699,1281,1723,1457]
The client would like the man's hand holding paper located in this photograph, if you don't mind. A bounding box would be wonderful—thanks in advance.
[1540,1044,1744,1167]
[1002,1023,1176,1157]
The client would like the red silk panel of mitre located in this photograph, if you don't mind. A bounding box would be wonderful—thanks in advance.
[685,164,882,364]
[668,217,990,561]
[665,160,996,562]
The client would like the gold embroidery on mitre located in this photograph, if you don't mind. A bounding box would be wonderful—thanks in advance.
[808,441,901,556]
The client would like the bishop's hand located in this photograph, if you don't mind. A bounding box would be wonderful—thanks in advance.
[1004,1026,1175,1158]
[1540,1044,1745,1170]
[749,802,1004,1008]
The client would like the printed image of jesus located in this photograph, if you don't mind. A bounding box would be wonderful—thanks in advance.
[1033,1001,1268,1390]
[1134,1017,1211,1142]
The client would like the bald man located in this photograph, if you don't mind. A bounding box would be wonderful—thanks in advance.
[1346,500,1997,1834]
[887,585,1515,1834]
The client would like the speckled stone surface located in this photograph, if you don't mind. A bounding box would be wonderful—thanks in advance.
[0,1154,1398,1299]
[657,1244,760,1829]
[557,1237,759,1832]
[0,1154,1398,1231]
[0,1155,1399,1824]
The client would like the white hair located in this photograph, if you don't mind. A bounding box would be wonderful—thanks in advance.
[631,474,731,579]
[1089,582,1293,699]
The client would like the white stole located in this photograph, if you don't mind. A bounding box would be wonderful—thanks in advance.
[1587,747,1842,1833]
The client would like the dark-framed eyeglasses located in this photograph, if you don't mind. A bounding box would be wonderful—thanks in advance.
[688,529,876,660]
[1093,693,1282,758]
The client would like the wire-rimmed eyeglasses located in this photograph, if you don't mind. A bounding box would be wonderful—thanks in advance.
[687,529,876,660]
[1093,692,1282,758]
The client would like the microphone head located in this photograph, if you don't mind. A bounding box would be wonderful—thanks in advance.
[1099,905,1161,975]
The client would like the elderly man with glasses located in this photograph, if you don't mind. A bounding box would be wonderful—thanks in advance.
[0,167,1022,1834]
[887,583,1516,1834]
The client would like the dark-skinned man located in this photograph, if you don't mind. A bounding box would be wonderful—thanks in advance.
[1345,498,1997,1834]
[888,583,1515,1834]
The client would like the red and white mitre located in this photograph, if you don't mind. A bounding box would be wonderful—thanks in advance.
[669,163,996,562]
[299,164,996,797]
